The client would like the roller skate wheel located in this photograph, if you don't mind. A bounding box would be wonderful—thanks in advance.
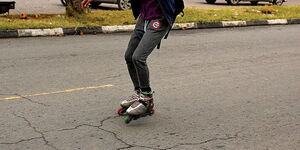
[124,116,132,124]
[149,108,155,116]
[117,108,125,116]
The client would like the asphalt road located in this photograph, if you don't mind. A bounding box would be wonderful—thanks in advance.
[6,0,300,14]
[0,25,300,150]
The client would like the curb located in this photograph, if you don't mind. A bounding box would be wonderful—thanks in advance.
[0,18,299,38]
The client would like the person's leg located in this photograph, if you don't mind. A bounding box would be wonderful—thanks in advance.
[120,17,146,112]
[132,17,170,95]
[126,17,170,116]
[124,17,145,91]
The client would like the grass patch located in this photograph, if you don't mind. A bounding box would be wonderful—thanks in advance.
[0,5,300,30]
[177,5,300,23]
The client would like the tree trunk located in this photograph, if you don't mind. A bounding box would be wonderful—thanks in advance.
[66,0,84,16]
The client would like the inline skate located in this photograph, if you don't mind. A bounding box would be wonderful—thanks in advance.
[117,91,140,116]
[123,93,155,124]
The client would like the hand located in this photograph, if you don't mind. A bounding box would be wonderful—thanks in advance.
[81,0,92,9]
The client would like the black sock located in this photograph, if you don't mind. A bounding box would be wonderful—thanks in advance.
[134,87,140,94]
[141,87,152,93]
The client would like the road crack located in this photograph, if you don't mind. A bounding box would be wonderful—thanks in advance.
[57,124,99,132]
[55,116,244,150]
[15,94,49,107]
[163,130,243,150]
[98,116,161,150]
[2,113,244,150]
[55,115,160,150]
[0,137,42,145]
[56,116,134,149]
[12,113,58,150]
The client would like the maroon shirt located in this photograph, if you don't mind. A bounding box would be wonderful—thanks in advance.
[140,0,163,20]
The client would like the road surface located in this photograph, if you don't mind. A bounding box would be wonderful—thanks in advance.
[0,25,299,150]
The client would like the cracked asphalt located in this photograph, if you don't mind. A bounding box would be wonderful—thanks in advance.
[0,25,300,150]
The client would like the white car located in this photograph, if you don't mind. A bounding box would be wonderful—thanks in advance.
[61,0,131,10]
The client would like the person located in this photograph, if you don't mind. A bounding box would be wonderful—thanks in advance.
[81,0,180,116]
[120,0,178,116]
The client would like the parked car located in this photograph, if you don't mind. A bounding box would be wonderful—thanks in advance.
[0,1,15,14]
[61,0,131,10]
[205,0,285,5]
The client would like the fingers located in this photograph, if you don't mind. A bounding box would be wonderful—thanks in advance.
[85,0,92,7]
[81,0,91,9]
[80,2,84,9]
[80,0,86,9]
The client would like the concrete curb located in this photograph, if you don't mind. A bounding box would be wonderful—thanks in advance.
[0,18,299,38]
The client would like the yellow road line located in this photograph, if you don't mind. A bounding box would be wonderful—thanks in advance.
[0,84,114,101]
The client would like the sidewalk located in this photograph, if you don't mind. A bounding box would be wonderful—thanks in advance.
[1,18,300,38]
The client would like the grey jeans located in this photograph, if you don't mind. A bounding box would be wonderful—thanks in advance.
[125,16,170,90]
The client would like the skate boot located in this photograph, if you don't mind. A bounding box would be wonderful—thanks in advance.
[124,92,155,124]
[117,90,140,116]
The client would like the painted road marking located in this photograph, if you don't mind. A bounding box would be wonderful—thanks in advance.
[0,84,114,101]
